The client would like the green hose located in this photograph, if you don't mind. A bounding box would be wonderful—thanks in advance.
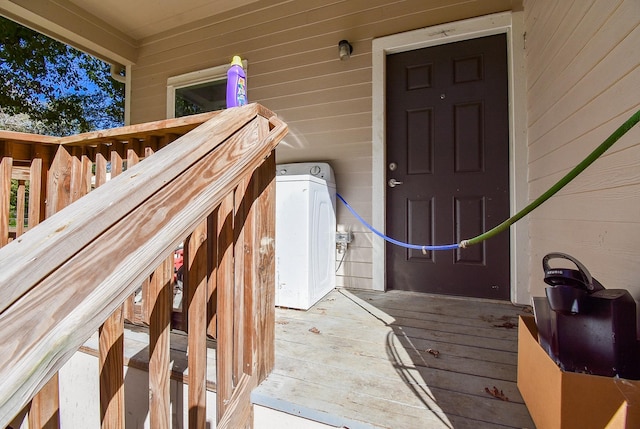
[460,108,640,248]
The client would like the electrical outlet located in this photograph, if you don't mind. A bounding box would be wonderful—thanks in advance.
[336,232,353,244]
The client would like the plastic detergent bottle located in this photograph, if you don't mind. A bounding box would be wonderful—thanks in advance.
[226,56,247,108]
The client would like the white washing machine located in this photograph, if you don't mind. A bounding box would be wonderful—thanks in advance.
[275,162,336,310]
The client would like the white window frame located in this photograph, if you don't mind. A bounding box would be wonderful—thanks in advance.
[166,60,248,119]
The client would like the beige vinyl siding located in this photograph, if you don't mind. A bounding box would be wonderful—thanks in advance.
[523,0,640,297]
[129,0,517,291]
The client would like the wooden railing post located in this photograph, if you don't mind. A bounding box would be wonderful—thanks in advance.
[185,220,209,429]
[216,126,277,427]
[29,141,64,429]
[121,141,141,322]
[96,152,125,429]
[250,153,276,382]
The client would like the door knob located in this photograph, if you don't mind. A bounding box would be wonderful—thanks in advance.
[388,178,403,188]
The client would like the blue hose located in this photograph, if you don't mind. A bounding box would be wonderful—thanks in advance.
[336,193,459,251]
[337,109,640,252]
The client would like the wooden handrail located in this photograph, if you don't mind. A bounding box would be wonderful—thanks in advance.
[0,111,221,147]
[0,107,262,312]
[0,103,286,427]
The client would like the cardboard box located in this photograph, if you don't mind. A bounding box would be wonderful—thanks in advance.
[517,316,640,428]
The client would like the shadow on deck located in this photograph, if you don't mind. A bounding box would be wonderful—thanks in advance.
[253,288,535,429]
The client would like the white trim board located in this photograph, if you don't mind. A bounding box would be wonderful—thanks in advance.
[371,11,530,304]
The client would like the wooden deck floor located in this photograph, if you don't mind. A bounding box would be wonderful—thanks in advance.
[252,288,535,429]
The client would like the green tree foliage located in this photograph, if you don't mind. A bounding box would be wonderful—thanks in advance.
[0,16,124,136]
[0,110,47,134]
[10,179,28,228]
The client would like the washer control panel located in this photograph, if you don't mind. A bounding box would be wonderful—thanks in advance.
[276,162,334,184]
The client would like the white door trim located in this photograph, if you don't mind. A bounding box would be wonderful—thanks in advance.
[371,11,530,304]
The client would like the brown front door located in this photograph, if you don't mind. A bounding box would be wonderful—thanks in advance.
[385,34,510,300]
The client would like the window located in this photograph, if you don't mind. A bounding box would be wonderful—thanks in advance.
[166,60,247,118]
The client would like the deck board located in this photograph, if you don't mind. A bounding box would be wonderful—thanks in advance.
[252,288,535,429]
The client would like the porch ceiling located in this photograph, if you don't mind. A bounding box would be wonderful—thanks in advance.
[66,0,261,40]
[0,0,261,65]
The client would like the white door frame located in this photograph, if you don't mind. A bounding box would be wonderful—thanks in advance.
[371,11,530,304]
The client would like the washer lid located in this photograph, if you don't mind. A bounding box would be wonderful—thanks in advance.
[276,162,335,185]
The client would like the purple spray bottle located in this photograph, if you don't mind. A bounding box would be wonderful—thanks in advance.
[226,56,247,108]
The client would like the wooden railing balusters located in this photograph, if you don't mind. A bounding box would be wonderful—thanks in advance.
[122,140,141,323]
[99,307,124,429]
[28,143,47,227]
[148,257,173,429]
[0,105,286,429]
[186,220,209,428]
[206,211,218,340]
[110,140,124,178]
[234,178,248,388]
[0,142,13,246]
[28,375,60,429]
[46,145,71,217]
[69,146,84,204]
[15,180,25,237]
[216,191,235,418]
[142,143,159,328]
[95,151,108,190]
[80,149,92,200]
